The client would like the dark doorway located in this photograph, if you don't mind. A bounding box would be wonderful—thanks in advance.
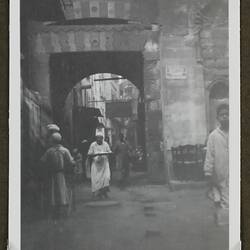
[50,51,144,121]
[50,51,147,169]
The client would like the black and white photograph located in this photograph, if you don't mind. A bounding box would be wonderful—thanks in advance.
[9,0,240,249]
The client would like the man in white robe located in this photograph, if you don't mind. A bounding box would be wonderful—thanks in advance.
[88,131,112,199]
[204,103,229,224]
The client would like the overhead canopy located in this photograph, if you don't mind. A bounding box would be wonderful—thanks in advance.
[74,107,103,117]
[106,100,132,118]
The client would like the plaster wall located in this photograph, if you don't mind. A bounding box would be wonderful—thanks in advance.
[24,0,228,182]
[160,36,207,149]
[28,54,50,104]
[158,0,208,150]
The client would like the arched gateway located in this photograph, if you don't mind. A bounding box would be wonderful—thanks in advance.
[27,20,164,181]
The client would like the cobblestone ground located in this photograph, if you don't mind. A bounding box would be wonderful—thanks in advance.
[22,182,228,250]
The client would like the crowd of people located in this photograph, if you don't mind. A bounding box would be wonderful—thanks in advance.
[39,103,229,224]
[39,124,131,222]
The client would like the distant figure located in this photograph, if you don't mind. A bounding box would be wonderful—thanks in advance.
[40,132,75,222]
[105,136,114,177]
[80,139,89,181]
[105,136,111,146]
[114,133,131,189]
[72,148,83,183]
[87,131,112,199]
[204,103,229,212]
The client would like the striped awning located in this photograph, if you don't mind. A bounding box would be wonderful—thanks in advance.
[27,21,153,54]
[60,0,137,20]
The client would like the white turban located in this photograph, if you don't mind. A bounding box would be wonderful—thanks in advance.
[96,128,104,137]
[47,124,60,132]
[51,132,62,143]
[96,131,104,137]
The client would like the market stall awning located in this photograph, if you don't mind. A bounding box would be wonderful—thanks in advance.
[74,107,103,117]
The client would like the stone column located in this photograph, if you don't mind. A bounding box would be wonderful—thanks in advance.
[143,50,164,183]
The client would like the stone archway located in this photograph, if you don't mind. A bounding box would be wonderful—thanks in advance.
[27,21,163,177]
[50,52,146,167]
[49,51,144,122]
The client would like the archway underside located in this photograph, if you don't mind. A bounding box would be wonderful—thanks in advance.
[29,23,164,179]
[50,51,144,121]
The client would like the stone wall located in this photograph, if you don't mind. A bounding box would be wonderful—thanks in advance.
[156,0,228,181]
[158,0,208,151]
[24,0,228,182]
[160,36,207,148]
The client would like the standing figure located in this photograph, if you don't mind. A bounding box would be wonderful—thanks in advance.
[105,136,114,178]
[80,139,89,181]
[204,103,229,224]
[71,148,83,211]
[72,148,83,184]
[39,124,61,219]
[87,131,112,199]
[105,136,111,146]
[114,133,131,189]
[40,132,75,221]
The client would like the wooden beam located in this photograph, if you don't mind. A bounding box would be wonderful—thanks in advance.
[94,77,125,82]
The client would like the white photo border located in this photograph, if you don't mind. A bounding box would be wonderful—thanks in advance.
[9,0,241,249]
[229,0,241,248]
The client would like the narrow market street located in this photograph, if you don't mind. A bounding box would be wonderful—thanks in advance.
[19,1,231,249]
[22,177,228,250]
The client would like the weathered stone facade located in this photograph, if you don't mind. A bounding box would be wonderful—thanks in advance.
[24,0,228,182]
[59,0,158,24]
[156,0,228,181]
[26,20,163,180]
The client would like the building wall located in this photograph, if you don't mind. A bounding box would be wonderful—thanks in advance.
[24,0,228,181]
[160,36,207,148]
[81,73,122,128]
[197,1,229,133]
[157,0,228,150]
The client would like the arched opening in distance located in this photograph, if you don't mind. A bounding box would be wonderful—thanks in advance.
[50,51,147,171]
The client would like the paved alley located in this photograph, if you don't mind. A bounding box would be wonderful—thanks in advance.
[18,1,233,249]
[22,183,228,250]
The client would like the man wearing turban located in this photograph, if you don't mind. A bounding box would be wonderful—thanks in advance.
[41,132,75,221]
[87,129,112,199]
